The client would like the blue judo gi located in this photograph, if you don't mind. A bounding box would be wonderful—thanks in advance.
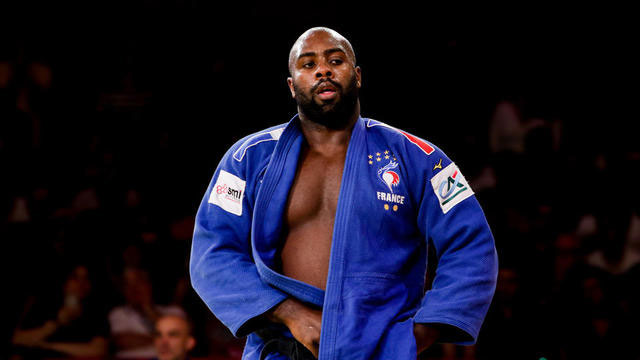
[190,115,498,360]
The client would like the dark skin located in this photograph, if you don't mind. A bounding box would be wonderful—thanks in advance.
[264,28,440,357]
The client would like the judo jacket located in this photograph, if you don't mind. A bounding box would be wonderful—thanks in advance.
[190,114,498,360]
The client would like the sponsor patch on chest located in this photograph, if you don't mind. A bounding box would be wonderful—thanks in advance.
[430,163,474,214]
[208,170,246,216]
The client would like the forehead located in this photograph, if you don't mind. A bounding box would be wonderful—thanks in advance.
[288,29,355,73]
[124,270,148,284]
[157,317,187,331]
[71,265,89,277]
[297,32,345,53]
[292,31,351,63]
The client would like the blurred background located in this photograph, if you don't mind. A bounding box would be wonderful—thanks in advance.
[1,3,638,360]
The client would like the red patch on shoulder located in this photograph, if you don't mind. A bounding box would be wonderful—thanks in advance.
[399,131,434,155]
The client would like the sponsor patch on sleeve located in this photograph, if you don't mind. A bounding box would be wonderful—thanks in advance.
[208,170,246,216]
[430,163,474,214]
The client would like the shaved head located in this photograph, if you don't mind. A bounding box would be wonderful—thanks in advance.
[288,27,357,75]
[286,26,362,128]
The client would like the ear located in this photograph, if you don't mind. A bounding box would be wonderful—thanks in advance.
[186,336,196,351]
[355,66,362,89]
[287,77,296,98]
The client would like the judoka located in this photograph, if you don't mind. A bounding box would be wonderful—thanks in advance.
[190,27,498,360]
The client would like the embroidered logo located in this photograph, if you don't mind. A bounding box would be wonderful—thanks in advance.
[378,161,400,193]
[433,158,443,171]
[208,170,246,216]
[430,163,474,214]
[369,150,404,211]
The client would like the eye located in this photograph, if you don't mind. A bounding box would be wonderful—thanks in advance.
[330,58,344,65]
[302,61,315,69]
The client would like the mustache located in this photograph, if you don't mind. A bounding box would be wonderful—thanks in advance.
[311,79,342,93]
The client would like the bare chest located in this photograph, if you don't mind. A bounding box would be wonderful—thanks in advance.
[285,149,346,225]
[279,147,347,290]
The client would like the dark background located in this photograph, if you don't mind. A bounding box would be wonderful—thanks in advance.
[1,4,638,360]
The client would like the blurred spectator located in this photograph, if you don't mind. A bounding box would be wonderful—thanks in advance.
[7,196,31,223]
[475,266,542,360]
[546,208,638,359]
[587,209,640,275]
[489,100,524,154]
[439,343,475,360]
[153,315,195,360]
[109,267,185,359]
[554,265,631,359]
[553,233,581,288]
[97,71,152,113]
[10,264,109,359]
[0,61,12,89]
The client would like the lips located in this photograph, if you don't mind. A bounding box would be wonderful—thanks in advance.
[317,83,336,93]
[315,82,338,100]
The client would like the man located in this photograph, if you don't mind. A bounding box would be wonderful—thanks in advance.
[109,267,186,358]
[190,27,498,359]
[10,264,109,359]
[153,315,196,360]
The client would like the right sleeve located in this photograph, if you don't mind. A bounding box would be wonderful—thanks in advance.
[189,146,288,338]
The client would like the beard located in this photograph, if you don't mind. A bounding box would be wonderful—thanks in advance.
[293,72,359,129]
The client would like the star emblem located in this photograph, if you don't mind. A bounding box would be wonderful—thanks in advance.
[376,157,381,161]
[368,160,373,165]
[368,155,373,159]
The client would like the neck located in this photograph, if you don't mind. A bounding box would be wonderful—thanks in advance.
[297,101,360,152]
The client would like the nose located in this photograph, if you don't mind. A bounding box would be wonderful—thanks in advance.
[315,61,332,79]
[158,336,170,347]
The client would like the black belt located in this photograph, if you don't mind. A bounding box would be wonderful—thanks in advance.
[255,328,317,360]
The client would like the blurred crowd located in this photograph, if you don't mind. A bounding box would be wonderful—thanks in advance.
[1,53,244,359]
[2,37,639,360]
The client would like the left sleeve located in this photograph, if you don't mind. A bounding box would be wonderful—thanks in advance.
[413,152,498,345]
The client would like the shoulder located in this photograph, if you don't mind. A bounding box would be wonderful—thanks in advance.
[207,123,288,206]
[364,118,476,212]
[108,306,130,323]
[108,306,141,321]
[226,123,288,163]
[364,118,438,157]
[364,118,450,175]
